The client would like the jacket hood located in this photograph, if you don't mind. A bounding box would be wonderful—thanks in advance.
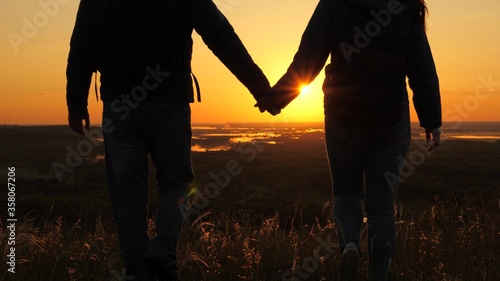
[340,0,411,14]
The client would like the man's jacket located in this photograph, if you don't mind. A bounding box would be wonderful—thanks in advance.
[66,0,270,114]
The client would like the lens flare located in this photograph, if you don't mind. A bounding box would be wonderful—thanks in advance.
[300,85,311,95]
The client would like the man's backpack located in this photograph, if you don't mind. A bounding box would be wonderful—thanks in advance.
[96,0,191,94]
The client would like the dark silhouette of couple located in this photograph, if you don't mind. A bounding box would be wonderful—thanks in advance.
[67,0,441,280]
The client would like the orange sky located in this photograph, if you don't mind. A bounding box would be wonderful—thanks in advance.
[1,0,499,125]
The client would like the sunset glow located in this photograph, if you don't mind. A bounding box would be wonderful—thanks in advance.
[0,0,499,125]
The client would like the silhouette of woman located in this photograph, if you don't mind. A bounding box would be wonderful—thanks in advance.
[257,0,441,279]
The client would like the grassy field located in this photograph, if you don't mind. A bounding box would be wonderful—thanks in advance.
[0,125,499,280]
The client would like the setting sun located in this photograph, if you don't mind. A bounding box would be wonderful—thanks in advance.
[300,85,311,95]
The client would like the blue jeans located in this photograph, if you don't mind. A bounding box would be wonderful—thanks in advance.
[325,102,411,281]
[102,101,193,280]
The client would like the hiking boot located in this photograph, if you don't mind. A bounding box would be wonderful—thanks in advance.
[340,242,360,281]
[145,258,181,281]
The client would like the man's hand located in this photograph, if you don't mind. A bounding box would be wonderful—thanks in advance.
[425,128,441,152]
[68,112,90,135]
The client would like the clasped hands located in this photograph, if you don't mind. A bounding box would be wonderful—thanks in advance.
[254,87,297,116]
[255,96,282,116]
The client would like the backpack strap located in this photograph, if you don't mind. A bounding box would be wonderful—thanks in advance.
[94,71,98,102]
[167,0,203,102]
[191,73,201,102]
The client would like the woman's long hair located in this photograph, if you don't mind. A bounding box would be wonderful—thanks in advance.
[411,0,429,29]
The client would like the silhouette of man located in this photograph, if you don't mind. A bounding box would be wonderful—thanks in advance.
[66,0,269,280]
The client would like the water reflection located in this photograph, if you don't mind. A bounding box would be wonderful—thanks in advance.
[86,154,105,162]
[189,123,500,152]
[190,123,324,152]
[192,144,231,152]
[192,126,218,130]
[449,135,500,140]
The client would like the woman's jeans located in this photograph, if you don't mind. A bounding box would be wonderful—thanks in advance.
[325,103,411,280]
[102,101,194,280]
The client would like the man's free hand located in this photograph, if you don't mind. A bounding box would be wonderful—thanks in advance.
[425,128,441,152]
[68,112,90,135]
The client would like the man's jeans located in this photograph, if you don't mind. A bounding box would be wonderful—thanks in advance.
[102,101,194,280]
[325,102,411,280]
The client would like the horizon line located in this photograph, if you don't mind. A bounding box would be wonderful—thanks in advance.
[2,121,500,127]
